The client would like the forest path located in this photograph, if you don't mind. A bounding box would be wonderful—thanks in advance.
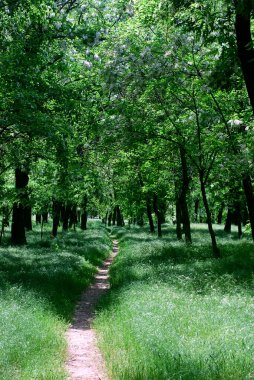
[65,239,118,380]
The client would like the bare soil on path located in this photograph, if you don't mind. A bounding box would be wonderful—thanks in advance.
[65,239,118,380]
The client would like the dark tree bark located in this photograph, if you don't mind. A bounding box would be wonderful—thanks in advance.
[242,176,254,240]
[81,196,88,230]
[175,197,182,240]
[24,206,32,230]
[69,206,77,230]
[42,212,48,223]
[116,205,123,226]
[200,171,220,258]
[108,212,112,227]
[235,201,242,239]
[52,200,61,238]
[36,214,42,224]
[235,2,254,113]
[160,198,167,224]
[153,193,162,238]
[81,212,87,230]
[136,210,144,226]
[217,203,224,225]
[179,147,192,243]
[235,3,254,240]
[146,196,155,233]
[242,205,249,226]
[194,199,199,223]
[61,204,71,231]
[11,168,29,245]
[224,208,232,233]
[112,206,117,226]
[103,212,108,226]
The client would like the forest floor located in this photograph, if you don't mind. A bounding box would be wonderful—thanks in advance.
[65,239,118,380]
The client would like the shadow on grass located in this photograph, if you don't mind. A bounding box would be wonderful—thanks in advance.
[0,229,111,321]
[109,231,254,296]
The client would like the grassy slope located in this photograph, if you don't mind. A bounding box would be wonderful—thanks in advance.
[94,224,254,380]
[0,221,111,380]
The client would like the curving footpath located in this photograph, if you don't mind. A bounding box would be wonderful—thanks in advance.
[65,240,118,380]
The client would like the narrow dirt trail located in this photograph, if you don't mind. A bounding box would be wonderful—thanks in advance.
[65,239,118,380]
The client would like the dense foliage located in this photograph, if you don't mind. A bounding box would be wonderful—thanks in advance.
[1,0,254,252]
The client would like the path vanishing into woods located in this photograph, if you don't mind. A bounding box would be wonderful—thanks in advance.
[65,240,118,380]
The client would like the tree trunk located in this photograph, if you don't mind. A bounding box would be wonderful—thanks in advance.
[235,3,254,113]
[224,208,232,233]
[136,210,144,226]
[81,196,88,230]
[217,203,224,224]
[194,199,199,223]
[81,212,87,230]
[200,172,220,258]
[112,206,117,226]
[61,204,71,231]
[11,168,29,245]
[153,193,162,238]
[36,214,42,224]
[175,197,182,240]
[179,147,192,243]
[235,201,242,239]
[52,200,61,238]
[69,206,77,230]
[146,196,155,233]
[24,206,32,230]
[108,212,112,227]
[116,205,123,226]
[242,175,254,240]
[42,212,48,223]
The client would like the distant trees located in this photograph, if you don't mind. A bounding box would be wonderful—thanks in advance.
[0,0,254,255]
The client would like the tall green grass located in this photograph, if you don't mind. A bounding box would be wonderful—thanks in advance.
[95,225,254,380]
[0,221,111,380]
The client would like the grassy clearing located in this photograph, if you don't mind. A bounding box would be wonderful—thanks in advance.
[95,224,254,380]
[0,221,111,380]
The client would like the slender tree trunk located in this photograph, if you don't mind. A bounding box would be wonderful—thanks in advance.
[81,212,87,230]
[69,206,77,230]
[62,204,71,231]
[235,201,242,239]
[153,193,162,238]
[136,210,144,226]
[146,196,155,233]
[108,212,112,227]
[81,196,88,230]
[42,212,48,223]
[242,175,254,240]
[11,168,29,245]
[36,214,42,224]
[179,147,192,243]
[194,199,199,223]
[103,212,108,226]
[175,197,182,240]
[200,172,220,258]
[224,208,232,233]
[112,206,117,226]
[52,200,61,238]
[217,203,224,225]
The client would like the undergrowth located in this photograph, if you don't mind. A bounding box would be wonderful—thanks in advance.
[0,221,111,380]
[95,224,254,380]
